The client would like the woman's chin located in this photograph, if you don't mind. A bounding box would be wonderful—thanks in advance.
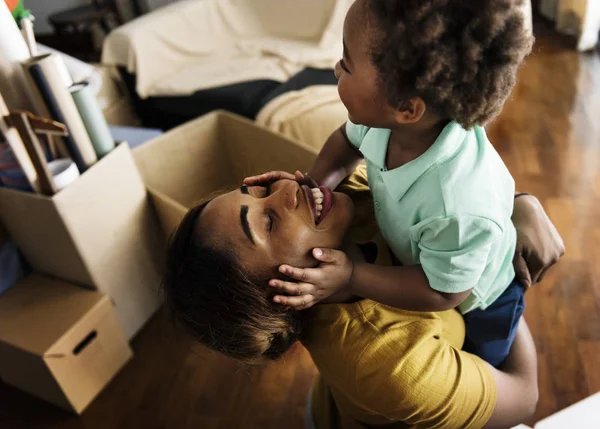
[319,192,354,233]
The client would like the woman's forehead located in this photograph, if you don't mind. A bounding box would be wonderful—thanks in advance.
[197,191,241,244]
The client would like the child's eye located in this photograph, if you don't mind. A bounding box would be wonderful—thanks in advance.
[340,59,350,73]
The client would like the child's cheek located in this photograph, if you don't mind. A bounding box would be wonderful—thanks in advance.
[337,80,353,114]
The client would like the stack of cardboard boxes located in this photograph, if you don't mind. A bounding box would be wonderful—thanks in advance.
[0,143,163,414]
[0,111,321,414]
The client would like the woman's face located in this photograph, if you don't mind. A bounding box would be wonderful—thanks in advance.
[196,179,354,278]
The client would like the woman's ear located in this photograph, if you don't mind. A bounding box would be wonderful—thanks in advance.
[393,97,427,124]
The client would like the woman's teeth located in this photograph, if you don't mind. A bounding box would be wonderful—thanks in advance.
[311,188,324,219]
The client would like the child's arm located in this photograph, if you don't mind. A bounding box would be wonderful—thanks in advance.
[350,263,472,312]
[244,123,362,190]
[307,124,363,190]
[272,216,498,311]
[271,248,471,311]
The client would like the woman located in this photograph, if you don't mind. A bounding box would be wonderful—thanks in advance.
[163,167,563,429]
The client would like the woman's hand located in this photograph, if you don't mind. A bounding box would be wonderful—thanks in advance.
[269,248,353,310]
[244,170,318,188]
[512,195,565,289]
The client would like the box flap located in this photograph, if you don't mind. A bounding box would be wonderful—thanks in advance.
[52,143,163,339]
[0,188,93,287]
[0,274,105,355]
[146,186,188,240]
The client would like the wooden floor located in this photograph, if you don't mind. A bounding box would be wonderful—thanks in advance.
[1,19,599,429]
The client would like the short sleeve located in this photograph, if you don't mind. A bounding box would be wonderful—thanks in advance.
[345,120,370,150]
[354,319,497,428]
[414,215,503,294]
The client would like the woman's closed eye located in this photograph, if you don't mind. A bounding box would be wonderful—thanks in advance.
[264,209,275,233]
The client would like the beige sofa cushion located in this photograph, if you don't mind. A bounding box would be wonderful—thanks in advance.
[256,85,347,151]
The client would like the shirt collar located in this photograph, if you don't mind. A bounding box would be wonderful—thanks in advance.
[360,121,468,201]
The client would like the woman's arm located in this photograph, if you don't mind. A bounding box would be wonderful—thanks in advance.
[308,124,363,191]
[512,194,564,288]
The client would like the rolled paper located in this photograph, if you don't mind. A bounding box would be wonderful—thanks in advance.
[22,53,97,171]
[70,82,115,158]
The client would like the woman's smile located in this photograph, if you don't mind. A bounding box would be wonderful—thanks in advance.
[303,185,334,226]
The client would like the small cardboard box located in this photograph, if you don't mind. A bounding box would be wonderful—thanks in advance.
[133,111,320,239]
[0,274,133,414]
[0,144,164,339]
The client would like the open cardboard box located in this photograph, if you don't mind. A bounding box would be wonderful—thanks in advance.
[0,274,133,414]
[133,111,321,240]
[0,144,164,339]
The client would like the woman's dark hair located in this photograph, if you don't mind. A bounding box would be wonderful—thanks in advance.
[162,201,305,364]
[366,0,534,129]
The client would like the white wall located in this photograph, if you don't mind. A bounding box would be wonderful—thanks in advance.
[26,0,135,34]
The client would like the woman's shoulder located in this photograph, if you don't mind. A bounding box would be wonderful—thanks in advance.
[302,301,465,376]
[304,303,496,427]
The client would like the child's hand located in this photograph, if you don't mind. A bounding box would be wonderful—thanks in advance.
[244,170,318,188]
[269,248,353,310]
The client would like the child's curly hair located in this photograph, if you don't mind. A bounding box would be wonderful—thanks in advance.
[367,0,534,129]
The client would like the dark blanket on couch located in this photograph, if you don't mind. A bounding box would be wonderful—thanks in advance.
[120,67,338,130]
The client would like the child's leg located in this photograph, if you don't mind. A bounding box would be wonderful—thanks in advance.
[462,279,526,367]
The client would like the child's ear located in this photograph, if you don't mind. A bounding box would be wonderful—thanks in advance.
[393,97,427,124]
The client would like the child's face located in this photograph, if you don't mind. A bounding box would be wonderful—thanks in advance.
[334,0,396,128]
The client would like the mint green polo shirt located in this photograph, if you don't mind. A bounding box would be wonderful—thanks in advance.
[346,121,517,313]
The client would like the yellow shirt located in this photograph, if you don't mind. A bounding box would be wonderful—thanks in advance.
[301,166,497,429]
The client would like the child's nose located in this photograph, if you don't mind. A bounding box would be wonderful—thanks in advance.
[334,61,342,80]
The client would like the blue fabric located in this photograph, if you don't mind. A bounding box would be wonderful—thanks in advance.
[109,126,163,150]
[463,278,525,367]
[0,239,25,296]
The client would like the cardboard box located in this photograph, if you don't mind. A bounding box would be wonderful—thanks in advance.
[133,111,319,239]
[0,274,133,414]
[0,144,164,339]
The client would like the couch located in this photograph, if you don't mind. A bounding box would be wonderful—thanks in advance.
[102,0,352,129]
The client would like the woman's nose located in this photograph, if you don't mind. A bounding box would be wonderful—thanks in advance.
[272,181,299,211]
[284,182,300,211]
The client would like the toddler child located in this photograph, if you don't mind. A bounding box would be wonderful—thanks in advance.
[246,0,534,367]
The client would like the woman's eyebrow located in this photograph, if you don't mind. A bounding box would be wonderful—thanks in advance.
[240,205,255,245]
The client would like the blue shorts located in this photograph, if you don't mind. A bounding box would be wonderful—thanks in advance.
[463,279,525,368]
